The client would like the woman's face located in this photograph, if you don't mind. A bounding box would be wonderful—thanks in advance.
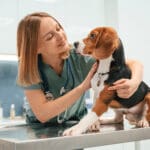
[38,17,70,58]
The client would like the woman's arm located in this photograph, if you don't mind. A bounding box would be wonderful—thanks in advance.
[25,63,98,123]
[126,59,143,84]
[108,59,143,98]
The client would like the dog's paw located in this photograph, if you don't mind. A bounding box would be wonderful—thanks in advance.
[137,119,149,128]
[87,119,100,132]
[63,124,86,136]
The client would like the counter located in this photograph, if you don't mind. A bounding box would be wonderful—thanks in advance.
[0,120,150,150]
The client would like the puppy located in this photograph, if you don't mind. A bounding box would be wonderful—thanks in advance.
[63,27,150,136]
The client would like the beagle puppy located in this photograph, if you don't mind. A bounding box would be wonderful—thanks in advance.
[63,27,150,136]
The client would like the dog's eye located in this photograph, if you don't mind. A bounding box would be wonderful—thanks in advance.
[89,33,96,40]
[87,51,92,54]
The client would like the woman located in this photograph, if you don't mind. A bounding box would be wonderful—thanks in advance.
[17,12,143,124]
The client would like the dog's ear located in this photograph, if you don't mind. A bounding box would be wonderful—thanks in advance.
[95,27,119,51]
[95,28,104,48]
[113,38,120,51]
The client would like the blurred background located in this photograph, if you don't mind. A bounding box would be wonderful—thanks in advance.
[0,0,150,149]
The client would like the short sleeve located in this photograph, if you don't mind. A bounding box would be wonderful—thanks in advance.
[22,82,42,90]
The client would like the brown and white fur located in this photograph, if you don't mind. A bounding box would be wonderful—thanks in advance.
[63,27,150,136]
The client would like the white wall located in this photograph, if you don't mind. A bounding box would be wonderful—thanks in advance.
[0,0,18,54]
[0,0,105,54]
[118,0,150,84]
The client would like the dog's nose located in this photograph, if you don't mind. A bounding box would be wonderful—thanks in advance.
[74,42,79,48]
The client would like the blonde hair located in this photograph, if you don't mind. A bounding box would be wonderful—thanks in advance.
[17,12,62,86]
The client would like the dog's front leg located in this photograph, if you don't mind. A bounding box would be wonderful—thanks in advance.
[87,119,101,132]
[63,99,108,136]
[63,98,110,136]
[63,87,114,136]
[63,111,99,136]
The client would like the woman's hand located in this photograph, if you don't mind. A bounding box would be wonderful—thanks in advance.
[81,62,98,91]
[108,78,140,99]
[108,59,143,99]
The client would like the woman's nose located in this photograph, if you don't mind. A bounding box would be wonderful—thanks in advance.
[55,32,63,41]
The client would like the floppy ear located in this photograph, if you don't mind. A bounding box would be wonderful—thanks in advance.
[112,38,120,50]
[95,28,104,48]
[95,27,119,51]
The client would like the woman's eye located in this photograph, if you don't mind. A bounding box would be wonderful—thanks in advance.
[46,34,53,41]
[46,37,52,41]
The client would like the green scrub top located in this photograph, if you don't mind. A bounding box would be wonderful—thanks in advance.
[23,48,95,124]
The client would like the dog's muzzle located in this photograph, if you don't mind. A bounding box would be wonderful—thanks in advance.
[73,41,85,54]
[73,41,79,49]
